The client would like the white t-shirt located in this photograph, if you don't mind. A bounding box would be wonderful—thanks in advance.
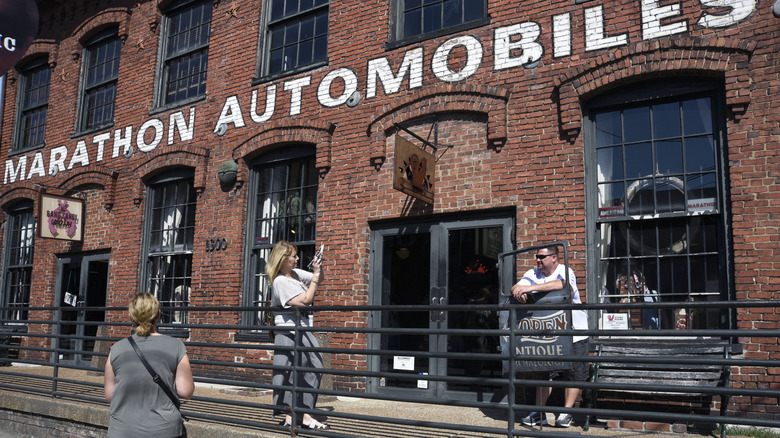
[518,263,588,342]
[271,268,314,327]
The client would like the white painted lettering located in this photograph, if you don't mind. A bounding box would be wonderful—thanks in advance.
[169,108,195,144]
[27,153,45,179]
[215,96,246,132]
[284,77,311,116]
[366,48,424,99]
[4,157,26,184]
[94,132,110,162]
[2,37,16,51]
[585,5,628,51]
[494,22,543,70]
[137,119,164,152]
[318,68,358,107]
[698,0,755,27]
[250,85,276,124]
[642,0,687,40]
[68,140,90,170]
[433,35,482,82]
[553,14,572,58]
[112,127,132,158]
[49,146,68,176]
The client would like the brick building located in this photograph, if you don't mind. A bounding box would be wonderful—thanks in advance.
[0,0,777,422]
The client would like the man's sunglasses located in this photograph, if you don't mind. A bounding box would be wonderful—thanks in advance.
[536,254,555,260]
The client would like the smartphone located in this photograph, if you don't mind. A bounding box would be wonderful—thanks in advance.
[308,245,324,268]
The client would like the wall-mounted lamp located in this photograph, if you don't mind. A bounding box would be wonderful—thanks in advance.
[217,159,238,186]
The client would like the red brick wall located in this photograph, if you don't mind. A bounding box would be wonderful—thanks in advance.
[0,0,777,420]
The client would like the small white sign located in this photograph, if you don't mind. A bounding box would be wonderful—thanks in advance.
[393,356,415,371]
[688,197,716,212]
[64,292,77,307]
[417,373,428,389]
[602,313,629,330]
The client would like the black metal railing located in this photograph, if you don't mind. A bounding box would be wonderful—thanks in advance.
[1,300,779,437]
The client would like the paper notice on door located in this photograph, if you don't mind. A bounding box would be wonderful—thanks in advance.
[602,313,629,330]
[393,356,414,371]
[64,292,77,306]
[417,373,428,389]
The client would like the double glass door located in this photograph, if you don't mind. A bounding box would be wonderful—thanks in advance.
[370,216,513,401]
[55,252,109,366]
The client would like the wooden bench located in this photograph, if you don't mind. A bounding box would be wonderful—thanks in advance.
[584,342,731,438]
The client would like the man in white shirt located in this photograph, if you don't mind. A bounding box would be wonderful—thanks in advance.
[511,245,588,428]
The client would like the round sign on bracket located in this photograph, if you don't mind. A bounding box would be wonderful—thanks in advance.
[0,0,40,76]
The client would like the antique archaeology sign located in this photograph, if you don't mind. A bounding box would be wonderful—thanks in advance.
[38,194,84,242]
[0,0,39,76]
[513,288,573,372]
[393,135,434,204]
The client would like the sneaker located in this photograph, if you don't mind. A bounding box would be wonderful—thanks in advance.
[521,412,547,426]
[556,413,573,427]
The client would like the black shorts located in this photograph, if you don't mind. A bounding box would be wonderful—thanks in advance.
[550,339,589,382]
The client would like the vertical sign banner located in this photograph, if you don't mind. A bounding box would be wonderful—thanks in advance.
[393,135,435,204]
[0,0,40,75]
[38,194,85,242]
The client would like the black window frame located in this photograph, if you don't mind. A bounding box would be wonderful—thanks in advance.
[155,0,212,110]
[13,57,51,152]
[256,0,329,81]
[387,0,489,49]
[1,201,35,323]
[584,77,734,335]
[77,26,121,134]
[237,146,318,340]
[140,169,197,336]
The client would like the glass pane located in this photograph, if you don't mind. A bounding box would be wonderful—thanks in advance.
[688,216,717,253]
[652,102,681,139]
[463,0,483,20]
[597,146,623,181]
[626,220,656,256]
[602,222,627,258]
[405,8,422,37]
[655,177,686,213]
[685,136,715,172]
[271,0,285,20]
[422,2,442,33]
[655,139,683,175]
[687,173,717,208]
[658,219,687,255]
[683,98,712,135]
[442,0,461,27]
[626,178,653,215]
[598,182,625,214]
[623,107,651,142]
[625,143,652,178]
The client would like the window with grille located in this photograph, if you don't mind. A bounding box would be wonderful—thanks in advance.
[391,0,487,44]
[79,27,121,132]
[15,58,50,151]
[586,78,731,332]
[2,202,35,322]
[261,0,329,77]
[143,171,197,325]
[244,148,318,332]
[158,0,212,106]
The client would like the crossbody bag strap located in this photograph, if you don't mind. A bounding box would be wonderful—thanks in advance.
[127,336,181,410]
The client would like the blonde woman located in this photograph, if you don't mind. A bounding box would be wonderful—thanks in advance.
[104,293,194,437]
[267,240,329,430]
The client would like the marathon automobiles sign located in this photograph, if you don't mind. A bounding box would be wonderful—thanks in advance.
[3,0,754,185]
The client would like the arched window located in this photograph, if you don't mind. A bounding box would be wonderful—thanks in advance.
[585,77,731,332]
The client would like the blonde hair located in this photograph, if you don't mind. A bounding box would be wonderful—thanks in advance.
[266,241,297,285]
[129,293,159,336]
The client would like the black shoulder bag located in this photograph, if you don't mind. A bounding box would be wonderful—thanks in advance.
[127,336,189,435]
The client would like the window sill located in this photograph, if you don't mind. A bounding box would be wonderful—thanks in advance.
[253,60,329,86]
[150,95,207,116]
[385,17,491,51]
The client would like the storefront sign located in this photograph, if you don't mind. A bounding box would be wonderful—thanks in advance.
[1,0,755,187]
[512,288,573,372]
[38,194,84,241]
[393,135,434,204]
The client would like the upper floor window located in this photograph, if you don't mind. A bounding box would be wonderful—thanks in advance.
[391,0,486,45]
[158,0,212,107]
[79,27,121,132]
[585,78,730,332]
[15,58,50,151]
[1,202,35,322]
[260,0,329,78]
[243,148,318,334]
[142,170,197,326]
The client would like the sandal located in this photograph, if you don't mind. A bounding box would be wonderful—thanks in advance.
[303,420,330,430]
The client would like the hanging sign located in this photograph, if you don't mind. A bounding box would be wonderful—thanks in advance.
[38,194,85,242]
[0,0,39,76]
[393,135,435,204]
